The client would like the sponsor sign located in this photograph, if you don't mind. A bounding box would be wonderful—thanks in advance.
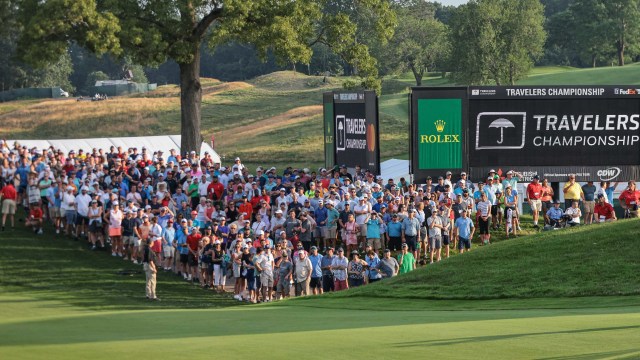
[324,91,380,174]
[469,166,639,183]
[469,86,640,170]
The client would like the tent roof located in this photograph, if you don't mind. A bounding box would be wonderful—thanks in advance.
[7,135,220,164]
[380,159,410,184]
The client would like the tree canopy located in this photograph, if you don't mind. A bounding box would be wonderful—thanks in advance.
[16,0,396,152]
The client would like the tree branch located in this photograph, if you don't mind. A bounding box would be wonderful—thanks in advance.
[308,27,326,47]
[193,7,223,39]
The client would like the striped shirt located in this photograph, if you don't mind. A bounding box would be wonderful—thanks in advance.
[476,201,491,217]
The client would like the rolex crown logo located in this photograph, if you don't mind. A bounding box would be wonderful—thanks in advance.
[434,119,446,133]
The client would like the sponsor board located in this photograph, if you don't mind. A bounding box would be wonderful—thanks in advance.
[469,166,639,182]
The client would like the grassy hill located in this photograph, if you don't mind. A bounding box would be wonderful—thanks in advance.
[4,65,640,170]
[319,219,640,302]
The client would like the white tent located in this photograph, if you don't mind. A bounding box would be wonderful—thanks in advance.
[380,159,410,184]
[7,135,220,163]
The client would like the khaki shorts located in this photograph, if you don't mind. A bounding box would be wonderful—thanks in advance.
[2,199,16,215]
[325,227,337,239]
[583,201,595,213]
[260,273,274,287]
[49,207,59,219]
[163,246,175,258]
[530,199,542,212]
[122,236,134,245]
[358,223,367,236]
[367,238,381,249]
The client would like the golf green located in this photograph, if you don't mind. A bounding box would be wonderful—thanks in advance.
[1,293,639,359]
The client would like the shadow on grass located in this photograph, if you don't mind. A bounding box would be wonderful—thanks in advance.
[535,348,640,360]
[393,325,640,347]
[0,225,238,311]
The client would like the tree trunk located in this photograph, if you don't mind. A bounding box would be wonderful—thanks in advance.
[410,64,423,86]
[592,53,597,68]
[179,46,202,157]
[617,41,625,66]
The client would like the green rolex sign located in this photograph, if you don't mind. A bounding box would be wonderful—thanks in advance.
[417,98,462,169]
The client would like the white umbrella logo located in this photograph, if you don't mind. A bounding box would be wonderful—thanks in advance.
[489,118,515,144]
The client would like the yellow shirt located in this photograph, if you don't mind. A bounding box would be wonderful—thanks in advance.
[563,182,583,200]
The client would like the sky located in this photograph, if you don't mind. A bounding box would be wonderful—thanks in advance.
[438,0,468,6]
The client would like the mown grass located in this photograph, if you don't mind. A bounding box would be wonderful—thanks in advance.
[318,219,640,301]
[0,219,237,311]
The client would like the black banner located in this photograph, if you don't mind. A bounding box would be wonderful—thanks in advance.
[469,165,640,183]
[330,91,380,174]
[469,86,640,169]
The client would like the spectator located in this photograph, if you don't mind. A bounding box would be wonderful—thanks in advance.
[454,209,475,254]
[401,209,421,257]
[526,175,543,228]
[397,243,415,274]
[377,249,399,278]
[582,181,597,225]
[308,246,323,295]
[275,252,292,300]
[426,207,443,263]
[1,181,17,231]
[25,203,44,234]
[565,201,582,226]
[347,251,366,287]
[619,181,640,218]
[331,248,349,291]
[594,194,616,223]
[294,250,312,296]
[545,201,564,227]
[563,174,584,209]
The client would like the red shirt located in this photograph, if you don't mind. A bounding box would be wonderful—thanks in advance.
[207,181,224,200]
[238,202,253,219]
[1,184,17,201]
[30,207,43,220]
[619,189,640,207]
[527,182,543,200]
[594,203,615,219]
[187,233,202,252]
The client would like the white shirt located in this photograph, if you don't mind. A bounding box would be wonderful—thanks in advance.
[565,207,582,224]
[354,202,370,225]
[75,193,92,217]
[61,192,76,212]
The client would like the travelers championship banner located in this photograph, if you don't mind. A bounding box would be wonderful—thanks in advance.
[410,87,468,182]
[468,86,640,181]
[323,91,380,174]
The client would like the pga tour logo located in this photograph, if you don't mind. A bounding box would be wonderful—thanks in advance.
[597,167,621,181]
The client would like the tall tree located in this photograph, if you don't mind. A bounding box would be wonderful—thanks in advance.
[603,0,640,66]
[448,0,546,85]
[382,8,449,85]
[16,0,395,153]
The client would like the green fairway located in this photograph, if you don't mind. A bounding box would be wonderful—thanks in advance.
[1,216,639,359]
[1,292,639,359]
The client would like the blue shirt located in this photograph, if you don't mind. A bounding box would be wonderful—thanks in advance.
[366,218,381,238]
[388,221,402,237]
[314,207,328,227]
[162,227,176,246]
[366,255,382,279]
[546,207,563,220]
[401,217,421,236]
[175,226,189,254]
[454,217,474,239]
[17,165,30,185]
[308,254,323,278]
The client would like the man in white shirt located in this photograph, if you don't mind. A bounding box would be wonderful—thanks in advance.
[75,187,92,238]
[565,201,582,226]
[353,196,371,248]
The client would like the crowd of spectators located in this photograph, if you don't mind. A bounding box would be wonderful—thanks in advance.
[0,140,638,302]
